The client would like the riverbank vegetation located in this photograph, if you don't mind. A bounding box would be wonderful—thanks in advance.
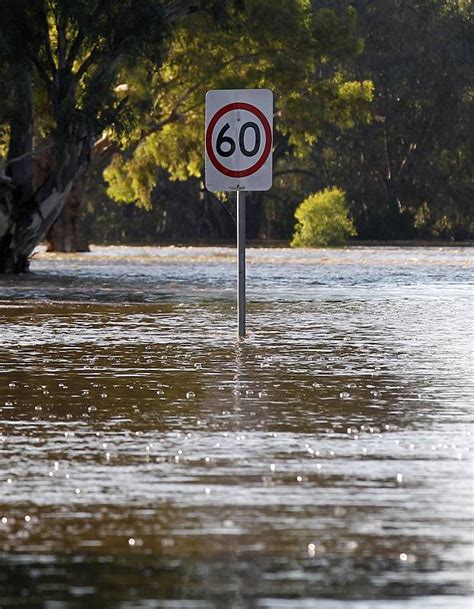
[0,0,472,270]
[291,188,357,247]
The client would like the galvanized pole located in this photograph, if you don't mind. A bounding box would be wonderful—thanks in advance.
[237,190,246,338]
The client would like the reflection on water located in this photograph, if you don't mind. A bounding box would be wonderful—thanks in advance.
[0,246,473,608]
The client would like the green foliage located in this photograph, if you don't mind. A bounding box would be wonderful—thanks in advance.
[3,0,468,247]
[105,0,373,206]
[0,0,172,155]
[291,187,356,247]
[312,0,474,240]
[100,0,473,242]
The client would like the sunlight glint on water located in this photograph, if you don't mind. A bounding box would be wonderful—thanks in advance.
[0,245,473,608]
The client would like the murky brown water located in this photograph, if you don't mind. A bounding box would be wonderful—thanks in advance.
[0,246,473,609]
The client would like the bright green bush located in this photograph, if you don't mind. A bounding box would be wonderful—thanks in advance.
[291,187,357,247]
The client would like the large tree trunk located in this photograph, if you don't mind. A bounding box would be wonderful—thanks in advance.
[45,172,90,253]
[0,134,93,273]
[0,177,16,265]
[44,137,116,253]
[6,71,34,203]
[0,69,35,273]
[0,70,93,272]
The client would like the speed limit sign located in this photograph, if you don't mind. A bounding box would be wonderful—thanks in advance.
[205,89,273,192]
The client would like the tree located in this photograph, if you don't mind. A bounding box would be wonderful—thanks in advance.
[313,0,474,240]
[291,187,356,247]
[0,0,237,272]
[103,0,373,238]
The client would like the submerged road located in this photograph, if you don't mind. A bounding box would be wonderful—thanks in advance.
[0,245,472,608]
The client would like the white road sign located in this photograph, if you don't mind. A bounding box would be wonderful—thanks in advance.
[205,89,273,192]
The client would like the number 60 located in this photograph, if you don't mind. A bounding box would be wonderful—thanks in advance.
[216,122,261,158]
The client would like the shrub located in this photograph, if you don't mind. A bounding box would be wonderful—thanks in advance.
[291,187,357,247]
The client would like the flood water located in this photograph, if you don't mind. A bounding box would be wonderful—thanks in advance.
[0,245,473,609]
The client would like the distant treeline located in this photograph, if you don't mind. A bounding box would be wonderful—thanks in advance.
[0,1,472,268]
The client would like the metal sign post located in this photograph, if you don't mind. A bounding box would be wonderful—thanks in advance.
[237,191,246,337]
[205,89,273,338]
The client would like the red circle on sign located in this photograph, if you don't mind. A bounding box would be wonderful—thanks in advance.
[206,102,272,178]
